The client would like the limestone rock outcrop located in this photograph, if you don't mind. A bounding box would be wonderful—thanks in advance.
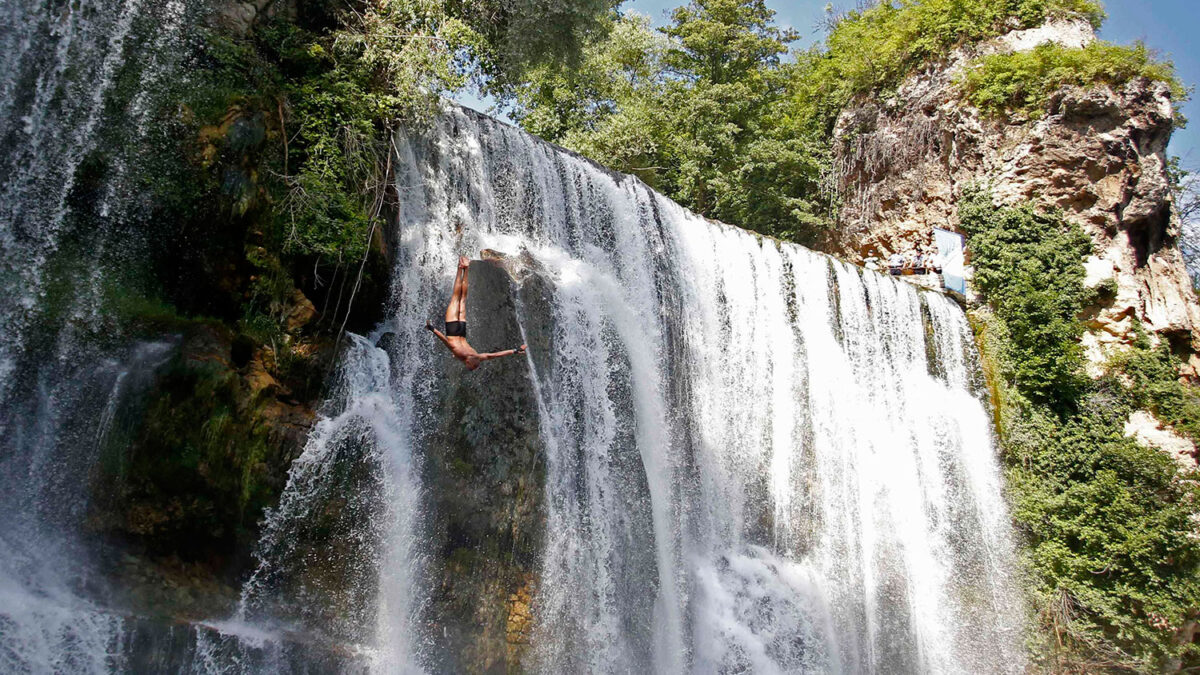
[829,19,1200,374]
[1123,410,1198,470]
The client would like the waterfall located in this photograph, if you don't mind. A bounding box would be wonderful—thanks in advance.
[0,2,1027,666]
[236,333,427,670]
[0,1,218,671]
[235,105,1025,672]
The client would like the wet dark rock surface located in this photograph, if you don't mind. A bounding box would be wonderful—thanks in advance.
[82,314,342,631]
[420,259,548,673]
[116,614,359,672]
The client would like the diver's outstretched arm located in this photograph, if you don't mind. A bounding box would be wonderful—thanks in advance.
[478,344,527,361]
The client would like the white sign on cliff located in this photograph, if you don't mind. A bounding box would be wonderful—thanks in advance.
[935,228,966,295]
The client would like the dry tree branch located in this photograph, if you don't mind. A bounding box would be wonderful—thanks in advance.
[326,131,397,375]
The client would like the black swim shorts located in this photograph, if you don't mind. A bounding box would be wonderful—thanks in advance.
[445,320,467,338]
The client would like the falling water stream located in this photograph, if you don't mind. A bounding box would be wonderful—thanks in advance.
[306,108,1026,673]
[0,3,1026,671]
[0,0,211,670]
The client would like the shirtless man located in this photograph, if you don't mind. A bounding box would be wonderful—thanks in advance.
[426,256,526,370]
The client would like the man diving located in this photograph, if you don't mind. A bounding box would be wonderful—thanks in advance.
[425,255,527,370]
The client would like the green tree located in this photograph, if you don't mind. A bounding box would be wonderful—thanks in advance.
[655,0,800,218]
[662,0,794,85]
[451,0,621,97]
[515,12,671,152]
[512,1,832,241]
[159,0,616,343]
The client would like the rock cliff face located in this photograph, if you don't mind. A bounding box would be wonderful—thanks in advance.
[216,0,295,36]
[419,257,547,672]
[829,20,1200,378]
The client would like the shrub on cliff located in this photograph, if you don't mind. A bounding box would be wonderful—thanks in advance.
[788,0,1105,132]
[1113,336,1200,444]
[964,41,1186,119]
[962,188,1200,670]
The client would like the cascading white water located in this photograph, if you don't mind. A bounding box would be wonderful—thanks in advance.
[0,2,215,671]
[0,2,1028,665]
[237,333,427,670]
[0,0,192,403]
[230,105,1024,672]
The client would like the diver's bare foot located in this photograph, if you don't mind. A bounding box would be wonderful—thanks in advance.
[458,256,470,269]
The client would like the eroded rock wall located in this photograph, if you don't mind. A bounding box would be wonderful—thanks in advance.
[216,0,296,36]
[829,20,1200,376]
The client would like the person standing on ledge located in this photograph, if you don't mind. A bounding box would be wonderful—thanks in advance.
[426,255,526,370]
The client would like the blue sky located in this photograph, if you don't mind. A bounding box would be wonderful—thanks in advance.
[456,0,1199,163]
[1098,0,1198,164]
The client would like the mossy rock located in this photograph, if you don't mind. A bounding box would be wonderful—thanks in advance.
[89,323,324,572]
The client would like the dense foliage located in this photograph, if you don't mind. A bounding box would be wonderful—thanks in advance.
[960,185,1092,406]
[507,0,1166,243]
[512,1,831,242]
[965,41,1186,118]
[962,189,1200,671]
